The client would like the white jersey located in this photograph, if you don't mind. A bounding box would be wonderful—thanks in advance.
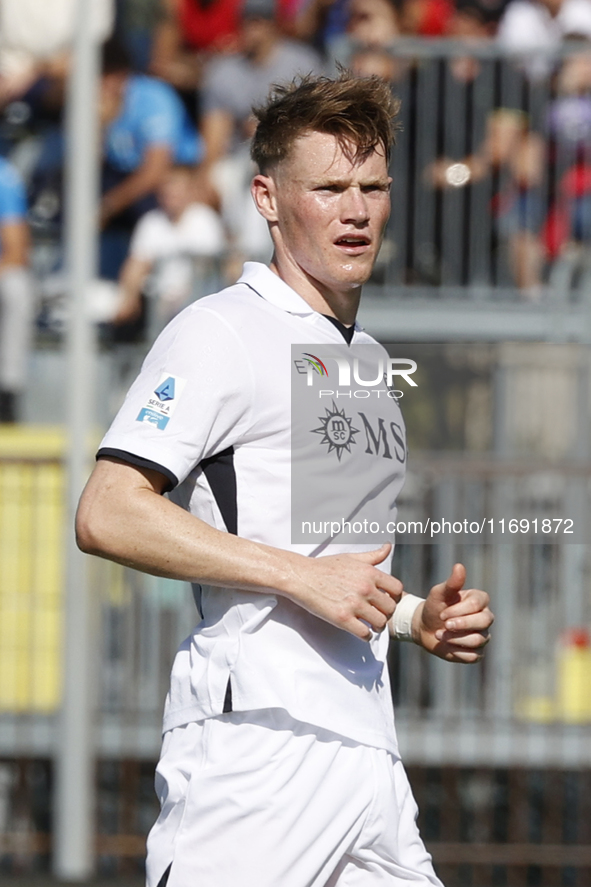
[98,262,407,753]
[130,205,226,263]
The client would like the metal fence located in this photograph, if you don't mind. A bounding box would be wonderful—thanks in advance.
[372,41,591,300]
[1,447,590,766]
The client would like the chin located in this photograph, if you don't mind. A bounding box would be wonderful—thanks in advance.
[336,266,373,288]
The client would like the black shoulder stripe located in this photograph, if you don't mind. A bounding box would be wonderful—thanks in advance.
[156,863,172,887]
[200,446,238,535]
[97,446,238,533]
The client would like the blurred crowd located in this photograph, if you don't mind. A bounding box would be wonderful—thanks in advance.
[1,0,591,420]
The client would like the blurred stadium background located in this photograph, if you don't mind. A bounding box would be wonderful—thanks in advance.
[3,0,591,885]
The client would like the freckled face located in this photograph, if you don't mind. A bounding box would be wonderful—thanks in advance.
[266,131,391,306]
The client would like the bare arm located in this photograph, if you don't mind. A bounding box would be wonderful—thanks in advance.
[76,458,404,641]
[0,220,29,273]
[100,145,172,226]
[114,255,152,324]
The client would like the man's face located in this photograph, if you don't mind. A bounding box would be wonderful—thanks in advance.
[157,169,193,220]
[241,16,277,58]
[257,131,391,308]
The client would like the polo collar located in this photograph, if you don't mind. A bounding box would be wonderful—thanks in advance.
[238,262,317,317]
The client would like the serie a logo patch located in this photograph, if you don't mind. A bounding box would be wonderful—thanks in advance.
[136,373,187,430]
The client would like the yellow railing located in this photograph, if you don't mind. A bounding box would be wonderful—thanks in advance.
[0,427,65,712]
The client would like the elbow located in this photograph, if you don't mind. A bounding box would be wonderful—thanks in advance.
[75,501,111,558]
[75,512,100,557]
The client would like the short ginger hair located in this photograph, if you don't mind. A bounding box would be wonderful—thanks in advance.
[250,71,401,173]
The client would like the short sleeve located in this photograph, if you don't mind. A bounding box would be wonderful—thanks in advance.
[0,161,26,222]
[139,82,181,147]
[98,304,256,486]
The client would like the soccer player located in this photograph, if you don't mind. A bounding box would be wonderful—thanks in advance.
[77,72,494,887]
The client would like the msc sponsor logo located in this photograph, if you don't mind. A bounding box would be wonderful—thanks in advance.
[311,404,406,463]
[312,402,359,461]
[357,412,406,463]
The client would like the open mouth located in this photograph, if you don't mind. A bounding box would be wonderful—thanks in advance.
[335,235,371,249]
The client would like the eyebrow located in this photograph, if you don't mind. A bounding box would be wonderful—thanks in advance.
[310,176,391,188]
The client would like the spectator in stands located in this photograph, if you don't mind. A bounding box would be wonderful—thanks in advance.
[0,158,34,423]
[150,0,242,97]
[99,36,202,279]
[497,0,591,77]
[349,44,406,82]
[150,0,316,83]
[201,0,323,166]
[291,0,350,52]
[542,44,591,261]
[200,0,324,265]
[428,108,546,294]
[327,0,401,69]
[399,0,455,35]
[112,163,226,336]
[0,0,113,107]
[438,0,504,88]
[116,0,166,73]
[149,0,242,133]
[450,0,508,32]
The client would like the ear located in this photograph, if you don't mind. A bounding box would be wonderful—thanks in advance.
[251,173,279,222]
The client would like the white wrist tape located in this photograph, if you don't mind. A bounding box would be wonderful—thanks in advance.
[390,594,424,641]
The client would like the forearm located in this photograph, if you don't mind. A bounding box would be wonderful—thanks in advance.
[115,257,151,322]
[101,147,172,221]
[0,221,29,270]
[102,171,160,218]
[77,459,403,639]
[77,460,297,591]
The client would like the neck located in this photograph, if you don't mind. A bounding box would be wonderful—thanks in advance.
[269,255,361,325]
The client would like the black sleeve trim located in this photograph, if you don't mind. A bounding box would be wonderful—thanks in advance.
[96,448,179,492]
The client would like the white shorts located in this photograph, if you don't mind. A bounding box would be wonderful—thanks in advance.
[146,709,442,887]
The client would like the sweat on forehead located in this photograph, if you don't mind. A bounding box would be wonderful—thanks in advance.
[275,130,388,176]
[250,71,400,173]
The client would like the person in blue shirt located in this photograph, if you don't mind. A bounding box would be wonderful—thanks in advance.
[99,37,203,280]
[0,158,34,423]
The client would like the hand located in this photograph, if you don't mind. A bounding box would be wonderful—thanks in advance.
[286,543,403,641]
[412,563,493,663]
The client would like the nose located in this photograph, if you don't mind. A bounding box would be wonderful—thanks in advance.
[341,187,369,225]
